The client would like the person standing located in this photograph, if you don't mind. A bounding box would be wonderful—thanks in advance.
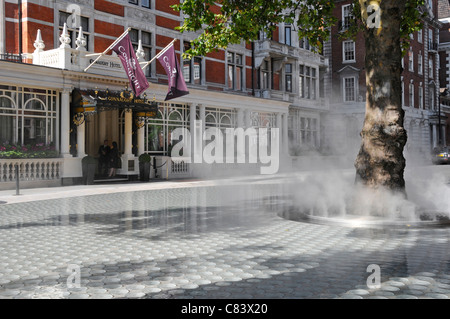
[98,139,110,176]
[108,141,120,177]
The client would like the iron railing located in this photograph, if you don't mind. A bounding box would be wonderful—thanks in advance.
[0,53,23,63]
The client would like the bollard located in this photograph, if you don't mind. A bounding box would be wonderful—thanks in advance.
[15,164,20,196]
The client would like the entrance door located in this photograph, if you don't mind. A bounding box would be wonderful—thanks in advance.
[85,109,119,157]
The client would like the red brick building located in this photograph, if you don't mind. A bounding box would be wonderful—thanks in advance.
[438,0,450,148]
[0,0,297,187]
[325,0,443,162]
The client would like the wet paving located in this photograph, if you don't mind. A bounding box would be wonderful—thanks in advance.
[0,181,450,299]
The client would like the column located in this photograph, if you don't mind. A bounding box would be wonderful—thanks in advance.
[137,124,145,156]
[443,124,447,147]
[199,105,206,157]
[99,111,107,143]
[282,112,289,154]
[276,112,283,153]
[190,103,197,157]
[124,109,132,155]
[244,109,252,128]
[199,104,205,132]
[60,88,72,157]
[237,108,244,128]
[77,120,86,158]
[432,123,438,149]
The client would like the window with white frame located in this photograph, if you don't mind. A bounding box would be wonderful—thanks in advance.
[429,58,433,78]
[300,37,310,51]
[183,42,202,85]
[261,60,270,90]
[0,85,57,146]
[343,41,355,62]
[409,83,414,107]
[285,63,292,92]
[408,49,414,72]
[429,29,434,50]
[343,77,356,102]
[144,102,190,155]
[288,109,320,150]
[418,52,423,75]
[228,52,243,90]
[418,29,423,43]
[342,4,354,31]
[59,11,90,50]
[129,0,150,8]
[419,85,423,109]
[129,28,152,77]
[299,65,317,100]
[285,24,292,46]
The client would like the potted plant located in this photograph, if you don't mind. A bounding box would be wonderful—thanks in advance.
[138,153,151,182]
[81,155,97,185]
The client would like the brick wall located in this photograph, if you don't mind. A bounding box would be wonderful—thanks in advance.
[0,0,252,93]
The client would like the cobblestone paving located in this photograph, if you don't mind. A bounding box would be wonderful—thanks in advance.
[0,182,450,299]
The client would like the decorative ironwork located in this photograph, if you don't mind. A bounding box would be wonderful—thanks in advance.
[72,88,158,127]
[73,112,85,126]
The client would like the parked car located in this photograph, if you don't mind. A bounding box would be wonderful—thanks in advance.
[432,147,450,164]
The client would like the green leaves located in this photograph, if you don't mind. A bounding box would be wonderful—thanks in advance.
[175,0,430,58]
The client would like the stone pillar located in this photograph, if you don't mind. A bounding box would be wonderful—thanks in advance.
[443,125,447,147]
[237,108,244,128]
[137,123,145,156]
[199,104,206,132]
[432,123,438,149]
[283,112,289,154]
[190,103,197,157]
[60,88,72,157]
[77,120,86,158]
[124,109,133,155]
[99,111,107,144]
[244,109,252,128]
[276,112,283,153]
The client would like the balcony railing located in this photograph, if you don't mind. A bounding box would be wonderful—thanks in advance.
[0,53,23,63]
[0,158,64,183]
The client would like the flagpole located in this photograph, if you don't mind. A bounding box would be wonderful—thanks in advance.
[141,38,177,71]
[84,27,132,72]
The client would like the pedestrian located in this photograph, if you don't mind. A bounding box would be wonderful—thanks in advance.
[108,141,120,177]
[98,139,110,176]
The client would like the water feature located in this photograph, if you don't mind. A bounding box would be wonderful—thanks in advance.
[275,170,450,229]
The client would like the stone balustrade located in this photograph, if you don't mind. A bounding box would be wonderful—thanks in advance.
[0,158,64,183]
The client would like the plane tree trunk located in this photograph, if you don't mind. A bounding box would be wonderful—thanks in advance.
[354,1,407,194]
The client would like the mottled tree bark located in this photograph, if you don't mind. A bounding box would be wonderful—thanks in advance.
[355,1,407,194]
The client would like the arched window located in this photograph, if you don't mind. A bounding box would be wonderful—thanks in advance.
[205,113,217,128]
[0,96,17,145]
[23,98,47,145]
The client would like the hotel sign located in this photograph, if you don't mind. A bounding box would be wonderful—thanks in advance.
[89,59,122,70]
[73,89,158,118]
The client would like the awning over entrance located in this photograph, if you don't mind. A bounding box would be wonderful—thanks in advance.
[72,88,158,116]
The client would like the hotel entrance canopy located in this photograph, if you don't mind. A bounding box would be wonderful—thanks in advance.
[72,88,158,117]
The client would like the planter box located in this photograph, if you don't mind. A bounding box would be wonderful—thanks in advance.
[139,162,150,181]
[82,163,96,185]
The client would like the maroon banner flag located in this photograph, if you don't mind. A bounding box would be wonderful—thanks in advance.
[111,34,149,97]
[157,44,189,101]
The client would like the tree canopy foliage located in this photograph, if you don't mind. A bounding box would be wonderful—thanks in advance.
[173,0,427,59]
